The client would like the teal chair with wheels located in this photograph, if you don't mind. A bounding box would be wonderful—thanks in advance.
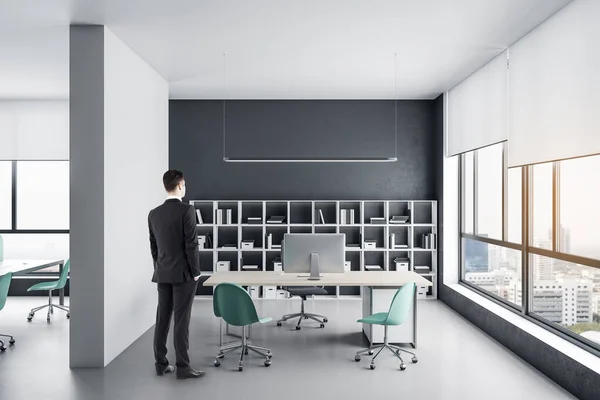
[27,260,70,322]
[0,272,15,351]
[354,282,418,371]
[213,283,273,371]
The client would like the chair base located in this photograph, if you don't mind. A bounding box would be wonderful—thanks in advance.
[354,326,418,370]
[0,334,15,352]
[277,297,328,330]
[27,290,69,322]
[214,326,271,371]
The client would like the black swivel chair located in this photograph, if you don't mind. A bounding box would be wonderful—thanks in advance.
[276,286,328,330]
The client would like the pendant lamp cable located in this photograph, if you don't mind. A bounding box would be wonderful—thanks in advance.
[394,52,398,161]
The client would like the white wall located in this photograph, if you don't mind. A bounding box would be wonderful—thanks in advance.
[0,100,69,160]
[443,94,459,284]
[102,28,169,365]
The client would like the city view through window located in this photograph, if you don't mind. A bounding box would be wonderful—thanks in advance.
[463,146,600,347]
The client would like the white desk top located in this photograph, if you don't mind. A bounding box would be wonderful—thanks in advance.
[203,271,433,287]
[0,259,64,275]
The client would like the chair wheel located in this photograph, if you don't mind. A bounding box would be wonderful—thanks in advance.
[264,359,271,367]
[214,359,221,367]
[370,363,376,370]
[238,364,243,372]
[304,316,308,320]
[368,350,373,355]
[66,313,70,319]
[400,363,407,371]
[29,312,34,317]
[47,317,51,322]
[27,317,32,322]
[295,326,301,330]
[320,323,325,328]
[244,349,248,355]
[276,322,282,327]
[412,357,418,363]
[0,346,5,352]
[9,339,15,345]
[354,355,361,362]
[323,318,328,323]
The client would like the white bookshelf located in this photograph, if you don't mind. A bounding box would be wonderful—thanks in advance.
[190,200,438,300]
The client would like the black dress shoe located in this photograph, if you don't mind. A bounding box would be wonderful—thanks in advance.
[156,364,175,376]
[176,367,205,379]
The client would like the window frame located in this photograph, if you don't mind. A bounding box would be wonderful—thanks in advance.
[459,146,600,357]
[0,161,70,235]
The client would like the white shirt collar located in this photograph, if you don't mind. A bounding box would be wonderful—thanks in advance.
[166,195,182,201]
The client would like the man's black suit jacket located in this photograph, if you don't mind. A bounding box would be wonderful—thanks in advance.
[148,199,201,283]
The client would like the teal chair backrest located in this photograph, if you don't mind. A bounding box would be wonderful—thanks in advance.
[385,282,416,325]
[0,273,13,312]
[0,234,3,262]
[56,260,70,289]
[213,283,261,327]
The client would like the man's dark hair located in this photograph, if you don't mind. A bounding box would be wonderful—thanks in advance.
[163,170,184,192]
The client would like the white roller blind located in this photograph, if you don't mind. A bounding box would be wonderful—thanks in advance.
[447,50,508,157]
[508,0,600,167]
[0,100,69,160]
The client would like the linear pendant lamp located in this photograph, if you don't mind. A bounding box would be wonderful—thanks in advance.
[221,54,398,163]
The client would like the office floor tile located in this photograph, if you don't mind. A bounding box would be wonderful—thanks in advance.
[0,297,574,400]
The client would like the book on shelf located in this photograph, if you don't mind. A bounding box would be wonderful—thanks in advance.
[389,215,409,224]
[365,265,383,271]
[350,209,355,224]
[370,217,385,224]
[220,244,237,250]
[267,216,286,224]
[394,244,409,249]
[226,209,232,225]
[420,233,437,249]
[216,209,223,225]
[271,244,282,249]
[197,235,206,248]
[195,209,204,224]
[266,233,273,249]
[247,217,262,224]
[346,243,360,248]
[414,265,430,274]
[241,265,260,271]
[389,233,395,248]
[318,209,325,224]
[340,209,347,225]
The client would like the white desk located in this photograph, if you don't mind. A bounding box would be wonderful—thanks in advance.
[204,271,432,346]
[0,260,66,305]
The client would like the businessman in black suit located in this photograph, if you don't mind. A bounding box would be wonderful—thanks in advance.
[148,170,204,379]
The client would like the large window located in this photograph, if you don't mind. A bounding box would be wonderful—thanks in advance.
[0,161,69,233]
[0,162,11,230]
[461,148,600,352]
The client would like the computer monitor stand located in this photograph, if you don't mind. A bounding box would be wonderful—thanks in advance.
[308,252,321,280]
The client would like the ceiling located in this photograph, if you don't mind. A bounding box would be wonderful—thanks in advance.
[0,0,572,100]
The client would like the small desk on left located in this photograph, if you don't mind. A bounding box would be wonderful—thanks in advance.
[0,260,66,305]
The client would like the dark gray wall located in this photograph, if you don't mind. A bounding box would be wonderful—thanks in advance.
[69,25,105,368]
[169,100,438,200]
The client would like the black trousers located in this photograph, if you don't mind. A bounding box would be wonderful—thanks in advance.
[154,280,198,368]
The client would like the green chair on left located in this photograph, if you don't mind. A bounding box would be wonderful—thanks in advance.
[27,260,70,322]
[0,272,15,351]
[354,282,418,371]
[213,283,273,371]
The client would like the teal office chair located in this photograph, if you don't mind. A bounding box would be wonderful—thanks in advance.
[213,283,273,371]
[354,282,418,371]
[0,272,15,351]
[27,260,70,322]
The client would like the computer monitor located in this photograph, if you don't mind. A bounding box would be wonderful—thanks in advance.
[282,233,345,280]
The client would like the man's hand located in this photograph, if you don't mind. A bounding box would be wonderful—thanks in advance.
[194,275,200,281]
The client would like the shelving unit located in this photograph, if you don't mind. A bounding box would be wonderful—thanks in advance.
[190,200,438,300]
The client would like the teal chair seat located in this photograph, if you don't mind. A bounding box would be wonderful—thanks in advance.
[358,312,390,325]
[27,260,70,322]
[213,283,273,371]
[0,272,15,351]
[355,282,418,371]
[27,281,63,292]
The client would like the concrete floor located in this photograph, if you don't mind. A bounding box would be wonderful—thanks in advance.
[0,297,575,400]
